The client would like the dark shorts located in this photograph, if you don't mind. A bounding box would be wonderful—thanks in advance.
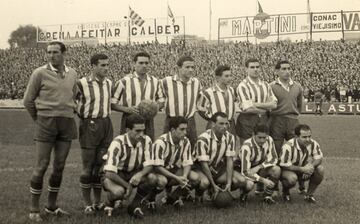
[79,117,113,150]
[236,113,269,140]
[34,116,77,142]
[192,161,227,180]
[164,116,197,149]
[269,116,299,141]
[120,113,154,140]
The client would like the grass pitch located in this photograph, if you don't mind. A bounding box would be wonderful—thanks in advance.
[0,111,359,224]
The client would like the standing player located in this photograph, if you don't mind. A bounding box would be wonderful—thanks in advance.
[151,116,199,207]
[279,124,324,203]
[76,54,113,214]
[236,124,280,204]
[198,65,236,134]
[111,52,162,140]
[23,41,78,222]
[160,56,202,148]
[101,114,157,218]
[236,58,277,144]
[194,112,245,201]
[269,60,303,155]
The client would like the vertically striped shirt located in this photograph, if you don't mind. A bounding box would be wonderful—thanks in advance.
[77,76,112,118]
[153,132,193,169]
[103,133,153,173]
[161,75,202,118]
[197,84,236,120]
[111,72,162,107]
[240,136,278,181]
[236,77,277,112]
[196,129,236,169]
[279,138,323,168]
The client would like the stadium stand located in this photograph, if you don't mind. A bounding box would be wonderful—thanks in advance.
[1,40,359,102]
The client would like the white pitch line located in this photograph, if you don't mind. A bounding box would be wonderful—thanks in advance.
[0,157,359,173]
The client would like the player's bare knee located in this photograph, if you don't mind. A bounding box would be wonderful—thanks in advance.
[188,171,200,185]
[245,180,254,192]
[35,160,50,175]
[315,165,325,177]
[157,175,168,189]
[199,177,210,190]
[146,173,158,186]
[282,173,297,187]
[52,161,66,174]
[110,187,125,199]
[269,166,281,179]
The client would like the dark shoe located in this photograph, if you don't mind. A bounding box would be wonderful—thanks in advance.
[263,196,276,204]
[304,195,317,203]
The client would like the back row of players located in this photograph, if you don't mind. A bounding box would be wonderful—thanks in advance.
[23,41,324,221]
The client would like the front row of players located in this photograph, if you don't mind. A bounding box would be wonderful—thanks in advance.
[101,112,324,218]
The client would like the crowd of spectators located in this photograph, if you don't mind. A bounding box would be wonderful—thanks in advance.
[1,39,359,102]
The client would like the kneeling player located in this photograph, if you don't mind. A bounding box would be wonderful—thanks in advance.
[279,124,324,203]
[151,116,199,207]
[236,124,280,204]
[101,114,157,218]
[193,112,240,201]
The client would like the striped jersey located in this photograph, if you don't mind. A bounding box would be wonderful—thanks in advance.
[196,129,236,169]
[153,132,193,169]
[239,136,278,181]
[236,77,277,112]
[103,133,153,173]
[160,75,202,118]
[77,76,112,118]
[279,138,323,167]
[197,84,236,120]
[111,72,162,107]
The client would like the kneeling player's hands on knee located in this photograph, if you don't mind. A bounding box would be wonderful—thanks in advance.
[263,178,275,189]
[129,173,143,186]
[177,176,189,188]
[223,183,231,192]
[124,185,133,199]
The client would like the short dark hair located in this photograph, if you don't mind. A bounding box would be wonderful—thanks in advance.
[125,114,145,129]
[215,65,231,77]
[294,124,311,136]
[48,41,66,53]
[245,58,259,68]
[177,56,194,67]
[253,124,269,135]
[90,53,109,66]
[275,60,290,70]
[210,112,228,123]
[168,116,188,130]
[133,52,150,62]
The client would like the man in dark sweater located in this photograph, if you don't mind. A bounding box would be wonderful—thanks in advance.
[23,41,78,222]
[269,60,303,155]
[269,60,304,195]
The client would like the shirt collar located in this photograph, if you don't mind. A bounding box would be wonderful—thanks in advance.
[276,78,294,87]
[251,137,262,149]
[173,74,193,84]
[87,75,106,84]
[124,133,138,148]
[131,71,151,81]
[165,132,176,145]
[212,84,228,93]
[48,63,69,73]
[246,76,263,85]
[295,138,307,151]
[210,129,226,142]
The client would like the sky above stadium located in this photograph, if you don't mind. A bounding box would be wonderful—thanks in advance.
[0,0,359,48]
